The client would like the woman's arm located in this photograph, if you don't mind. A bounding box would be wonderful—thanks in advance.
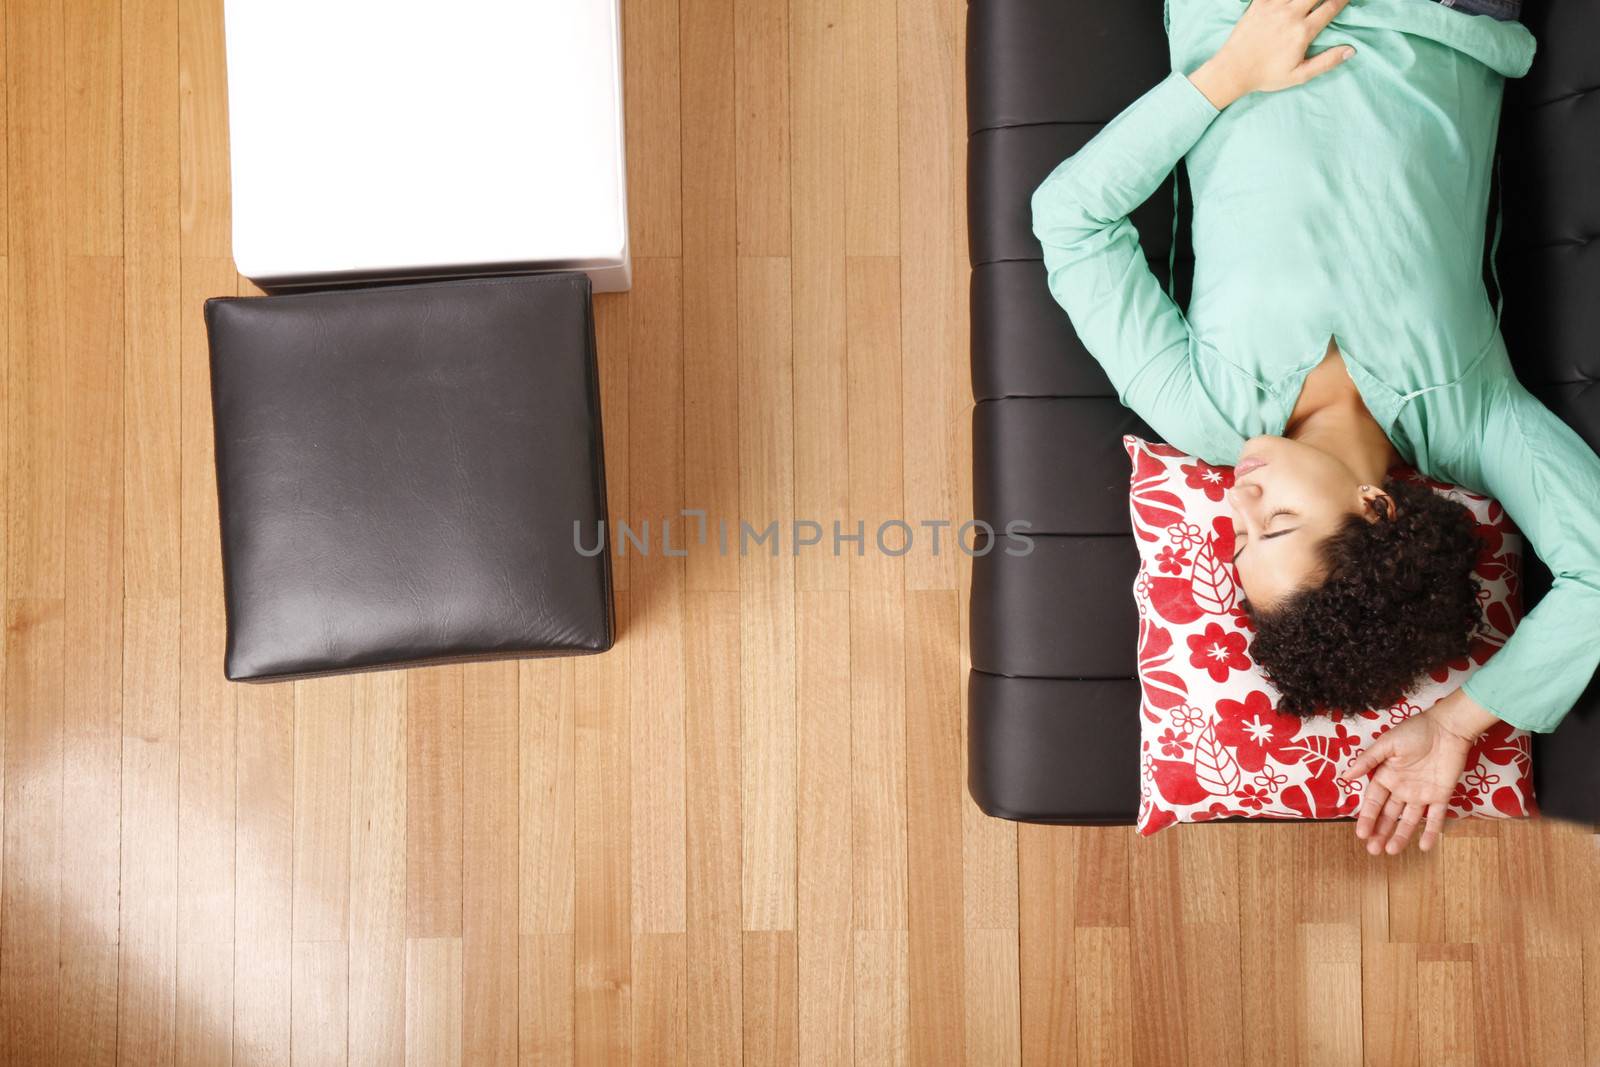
[1028,72,1236,462]
[1029,0,1354,464]
[1348,372,1600,856]
[1456,375,1600,732]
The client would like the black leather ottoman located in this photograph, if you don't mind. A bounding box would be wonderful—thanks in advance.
[205,273,615,682]
[966,0,1600,824]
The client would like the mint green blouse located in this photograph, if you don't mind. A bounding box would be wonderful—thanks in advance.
[1030,1,1600,733]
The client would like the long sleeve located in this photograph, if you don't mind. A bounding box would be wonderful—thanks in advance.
[1029,69,1246,465]
[1453,374,1600,733]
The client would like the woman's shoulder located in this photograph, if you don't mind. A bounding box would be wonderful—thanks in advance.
[1394,342,1517,490]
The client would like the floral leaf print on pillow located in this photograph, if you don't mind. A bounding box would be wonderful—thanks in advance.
[1123,434,1537,834]
[1187,532,1239,616]
[1137,615,1189,724]
[1191,723,1241,796]
[1280,763,1361,821]
[1129,444,1187,544]
[1147,573,1207,626]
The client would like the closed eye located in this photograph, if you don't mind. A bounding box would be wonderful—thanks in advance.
[1232,509,1297,563]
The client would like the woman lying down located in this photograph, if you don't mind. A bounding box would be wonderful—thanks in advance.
[1031,0,1599,855]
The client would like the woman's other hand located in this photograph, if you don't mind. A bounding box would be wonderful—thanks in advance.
[1345,687,1501,856]
[1188,0,1356,109]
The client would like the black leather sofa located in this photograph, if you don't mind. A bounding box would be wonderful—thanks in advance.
[966,0,1600,825]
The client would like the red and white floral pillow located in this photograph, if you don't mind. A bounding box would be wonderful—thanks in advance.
[1124,434,1537,835]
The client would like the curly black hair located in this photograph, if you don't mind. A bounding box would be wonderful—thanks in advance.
[1240,475,1487,718]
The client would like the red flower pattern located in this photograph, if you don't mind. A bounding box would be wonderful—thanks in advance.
[1155,545,1190,575]
[1450,781,1481,814]
[1167,522,1205,551]
[1191,801,1241,822]
[1158,728,1192,759]
[1252,768,1288,794]
[1180,458,1233,502]
[1187,623,1251,683]
[1170,704,1205,733]
[1234,784,1271,810]
[1213,690,1301,772]
[1386,700,1418,725]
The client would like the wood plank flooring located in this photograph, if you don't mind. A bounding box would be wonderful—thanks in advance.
[1,0,1596,1062]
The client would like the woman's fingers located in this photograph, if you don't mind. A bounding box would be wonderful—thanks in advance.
[1308,0,1353,32]
[1355,779,1390,840]
[1294,0,1357,89]
[1292,43,1356,86]
[1386,802,1426,855]
[1369,794,1406,855]
[1346,736,1391,784]
[1418,803,1448,853]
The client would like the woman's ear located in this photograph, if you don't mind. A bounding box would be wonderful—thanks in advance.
[1357,483,1395,522]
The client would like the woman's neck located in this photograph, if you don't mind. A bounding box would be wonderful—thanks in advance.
[1286,399,1402,487]
[1283,340,1404,485]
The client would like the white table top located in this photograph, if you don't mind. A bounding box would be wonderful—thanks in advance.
[224,0,631,290]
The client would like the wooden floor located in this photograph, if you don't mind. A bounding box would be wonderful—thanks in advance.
[2,0,1597,1063]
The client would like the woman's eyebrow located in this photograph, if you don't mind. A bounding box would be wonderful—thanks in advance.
[1232,527,1300,563]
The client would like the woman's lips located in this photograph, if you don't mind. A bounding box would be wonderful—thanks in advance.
[1234,456,1267,477]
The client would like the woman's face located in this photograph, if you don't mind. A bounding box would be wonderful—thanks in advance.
[1228,435,1386,610]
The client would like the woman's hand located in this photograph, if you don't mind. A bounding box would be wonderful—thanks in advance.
[1345,688,1501,855]
[1188,0,1356,110]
